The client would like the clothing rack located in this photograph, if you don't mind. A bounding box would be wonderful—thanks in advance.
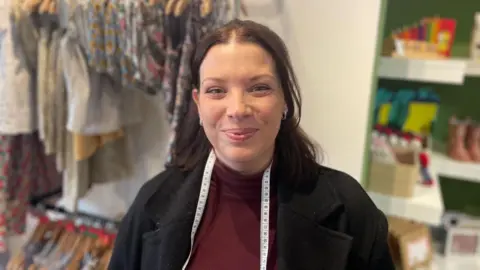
[30,190,121,228]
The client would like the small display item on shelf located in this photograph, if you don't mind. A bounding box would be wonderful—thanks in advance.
[439,212,480,259]
[382,17,457,59]
[371,125,435,189]
[471,12,480,61]
[375,88,440,136]
[447,116,480,163]
[387,216,433,270]
[419,152,434,186]
[369,132,420,197]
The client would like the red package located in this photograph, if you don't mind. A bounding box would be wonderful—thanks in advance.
[436,18,456,57]
[409,25,420,40]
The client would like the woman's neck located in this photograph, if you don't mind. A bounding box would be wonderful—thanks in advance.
[214,149,274,176]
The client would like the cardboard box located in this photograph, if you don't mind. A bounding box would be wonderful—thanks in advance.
[368,149,419,197]
[388,217,433,270]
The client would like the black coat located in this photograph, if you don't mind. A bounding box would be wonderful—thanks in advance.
[108,163,395,270]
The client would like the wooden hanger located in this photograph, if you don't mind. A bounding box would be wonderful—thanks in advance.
[7,221,53,270]
[200,0,212,18]
[63,234,87,270]
[22,0,42,12]
[66,233,96,270]
[174,0,189,17]
[164,0,177,15]
[39,0,51,13]
[48,0,56,14]
[98,245,113,270]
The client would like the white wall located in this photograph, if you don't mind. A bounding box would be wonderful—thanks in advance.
[245,0,382,181]
[73,0,383,219]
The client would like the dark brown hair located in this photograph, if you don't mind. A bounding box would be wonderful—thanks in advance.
[171,19,320,183]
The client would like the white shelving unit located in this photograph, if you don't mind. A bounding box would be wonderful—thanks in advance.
[466,61,480,77]
[378,57,468,84]
[431,152,480,183]
[368,170,444,226]
[429,254,480,270]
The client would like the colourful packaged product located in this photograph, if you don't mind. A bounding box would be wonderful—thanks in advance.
[418,23,426,41]
[400,27,410,40]
[409,25,419,40]
[437,18,457,56]
[429,17,440,43]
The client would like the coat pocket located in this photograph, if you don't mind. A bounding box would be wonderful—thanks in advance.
[140,220,192,270]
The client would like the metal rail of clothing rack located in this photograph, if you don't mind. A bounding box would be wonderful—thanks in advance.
[29,189,122,227]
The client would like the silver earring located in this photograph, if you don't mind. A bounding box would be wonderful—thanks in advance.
[282,109,288,120]
[199,119,203,126]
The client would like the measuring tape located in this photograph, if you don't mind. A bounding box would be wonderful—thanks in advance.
[181,150,272,270]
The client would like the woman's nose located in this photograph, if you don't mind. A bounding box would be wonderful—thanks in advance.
[226,92,252,120]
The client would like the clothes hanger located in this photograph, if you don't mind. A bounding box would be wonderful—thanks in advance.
[31,223,65,270]
[8,221,53,270]
[164,0,177,15]
[173,0,190,17]
[64,234,88,270]
[22,0,42,12]
[48,0,56,14]
[66,232,96,270]
[200,0,212,18]
[39,0,51,13]
[39,224,74,269]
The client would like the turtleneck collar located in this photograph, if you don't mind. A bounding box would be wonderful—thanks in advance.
[212,159,273,200]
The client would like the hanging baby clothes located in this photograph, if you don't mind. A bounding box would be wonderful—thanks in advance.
[63,3,143,135]
[0,7,38,134]
[0,133,62,235]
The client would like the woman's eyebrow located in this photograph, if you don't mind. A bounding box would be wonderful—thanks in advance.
[201,74,275,85]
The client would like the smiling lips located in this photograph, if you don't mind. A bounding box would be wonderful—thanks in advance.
[223,128,258,142]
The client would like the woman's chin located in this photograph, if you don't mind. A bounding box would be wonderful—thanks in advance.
[216,145,273,165]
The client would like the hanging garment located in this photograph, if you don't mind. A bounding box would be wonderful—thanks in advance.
[61,19,123,135]
[0,11,38,134]
[0,136,9,253]
[0,133,62,235]
[54,32,68,171]
[86,0,107,72]
[43,29,62,155]
[73,130,124,161]
[161,12,186,123]
[37,18,54,143]
[62,8,143,135]
[134,2,166,94]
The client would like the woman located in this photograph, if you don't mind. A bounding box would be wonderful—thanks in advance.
[109,20,394,270]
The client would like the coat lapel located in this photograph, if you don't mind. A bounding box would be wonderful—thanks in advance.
[276,168,353,270]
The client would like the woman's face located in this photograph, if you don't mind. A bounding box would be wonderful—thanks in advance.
[193,41,285,174]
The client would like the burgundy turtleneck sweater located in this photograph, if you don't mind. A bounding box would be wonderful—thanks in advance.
[188,161,278,270]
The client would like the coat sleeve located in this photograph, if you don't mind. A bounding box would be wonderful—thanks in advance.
[368,212,395,270]
[108,187,156,270]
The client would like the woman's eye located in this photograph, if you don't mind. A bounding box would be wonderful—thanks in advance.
[205,88,225,94]
[251,84,271,92]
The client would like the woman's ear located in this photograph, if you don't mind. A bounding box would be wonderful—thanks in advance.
[192,88,200,105]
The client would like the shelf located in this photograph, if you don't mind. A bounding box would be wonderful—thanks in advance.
[466,60,480,77]
[378,57,467,85]
[431,152,480,183]
[368,172,444,226]
[429,253,480,270]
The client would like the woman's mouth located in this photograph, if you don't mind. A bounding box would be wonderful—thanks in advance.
[224,128,258,142]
